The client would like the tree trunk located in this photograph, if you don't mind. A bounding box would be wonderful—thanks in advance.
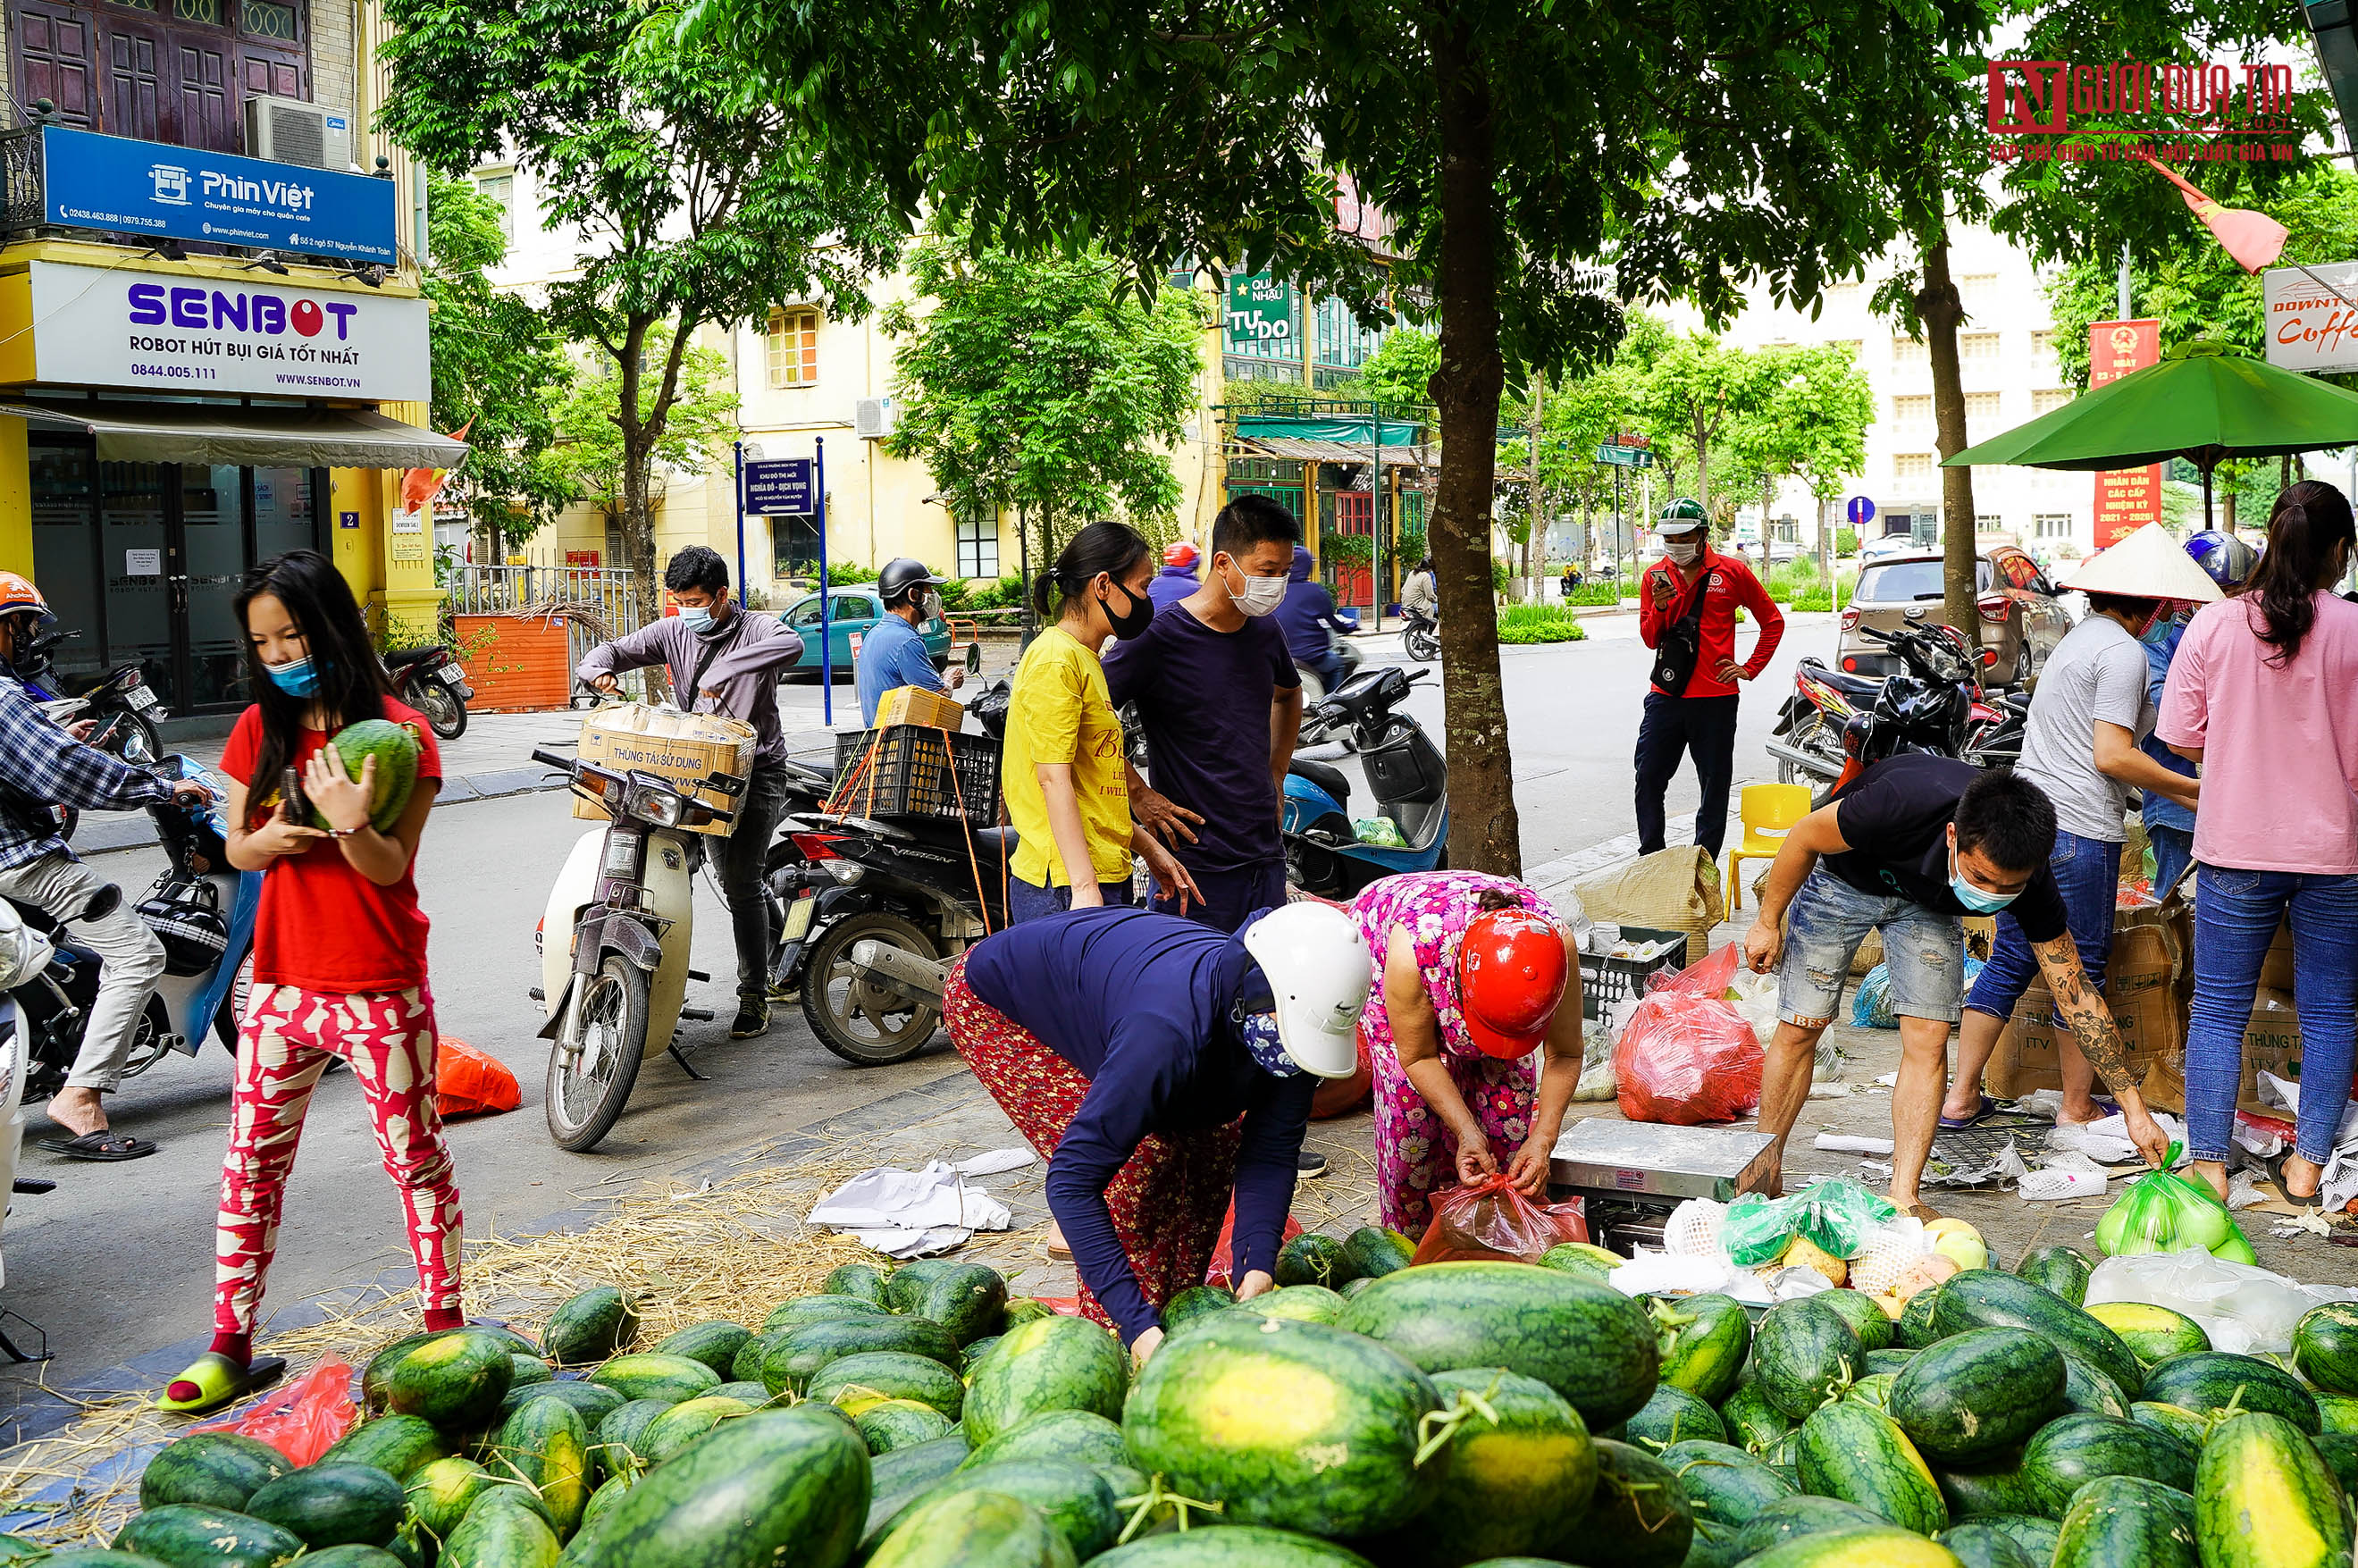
[1692,408,1711,516]
[1920,236,1980,651]
[1524,378,1543,598]
[1425,17,1520,878]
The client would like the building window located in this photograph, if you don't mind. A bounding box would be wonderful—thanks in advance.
[1966,391,2002,433]
[175,0,222,21]
[474,173,514,241]
[768,307,820,389]
[1976,513,2002,532]
[2034,388,2073,415]
[955,514,999,580]
[1825,282,1860,305]
[239,0,294,36]
[1892,393,1932,426]
[2031,330,2054,358]
[1959,273,1999,302]
[2033,514,2073,540]
[1313,297,1382,373]
[1894,453,1935,483]
[1893,336,1927,366]
[1960,332,2001,362]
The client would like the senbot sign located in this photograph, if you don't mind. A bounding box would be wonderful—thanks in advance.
[28,261,429,401]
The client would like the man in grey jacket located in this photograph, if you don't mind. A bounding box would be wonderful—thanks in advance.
[578,546,805,1036]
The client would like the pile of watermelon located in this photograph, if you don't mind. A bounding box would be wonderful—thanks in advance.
[34,1234,2358,1568]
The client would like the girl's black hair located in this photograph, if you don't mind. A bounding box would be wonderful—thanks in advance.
[231,549,390,824]
[2247,480,2356,667]
[1031,521,1152,620]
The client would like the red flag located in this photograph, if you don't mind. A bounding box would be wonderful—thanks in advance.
[2139,158,2287,274]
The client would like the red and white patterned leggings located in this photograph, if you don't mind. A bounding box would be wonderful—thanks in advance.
[214,983,465,1337]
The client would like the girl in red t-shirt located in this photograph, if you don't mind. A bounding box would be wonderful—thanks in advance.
[157,549,465,1414]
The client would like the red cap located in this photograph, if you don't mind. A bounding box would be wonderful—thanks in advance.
[1164,541,1200,569]
[1459,906,1569,1059]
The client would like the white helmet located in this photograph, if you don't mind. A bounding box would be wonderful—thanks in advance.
[1239,902,1372,1078]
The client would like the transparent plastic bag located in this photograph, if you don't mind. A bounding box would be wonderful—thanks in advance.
[1575,1019,1617,1103]
[2085,1249,2358,1355]
[2096,1159,2253,1262]
[1613,991,1761,1125]
[1408,1173,1589,1265]
[1790,1178,1900,1257]
[194,1356,357,1464]
[1721,1193,1798,1268]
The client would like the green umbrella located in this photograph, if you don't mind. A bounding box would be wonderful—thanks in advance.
[1943,340,2358,526]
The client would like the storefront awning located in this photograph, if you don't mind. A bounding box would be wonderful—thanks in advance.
[1231,435,1434,469]
[0,402,468,469]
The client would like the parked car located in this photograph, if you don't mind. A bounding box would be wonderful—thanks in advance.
[1859,532,1920,563]
[777,589,952,679]
[1836,543,2070,687]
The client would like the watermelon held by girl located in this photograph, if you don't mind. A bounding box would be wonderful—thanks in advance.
[310,718,423,832]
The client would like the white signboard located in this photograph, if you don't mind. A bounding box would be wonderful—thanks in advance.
[2261,261,2358,375]
[28,260,431,402]
[124,548,161,575]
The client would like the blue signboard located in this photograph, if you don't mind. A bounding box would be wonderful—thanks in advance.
[41,125,399,265]
[1847,495,1876,525]
[744,457,815,515]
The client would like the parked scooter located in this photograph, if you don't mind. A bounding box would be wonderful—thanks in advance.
[1766,623,2002,797]
[7,752,259,1101]
[531,747,744,1152]
[5,627,166,767]
[383,645,473,741]
[1281,665,1448,899]
[0,901,54,1307]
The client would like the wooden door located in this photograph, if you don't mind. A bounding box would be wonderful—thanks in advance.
[104,13,165,141]
[170,27,232,150]
[15,0,97,124]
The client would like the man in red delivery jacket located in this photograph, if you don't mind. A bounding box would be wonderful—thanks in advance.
[1634,498,1785,860]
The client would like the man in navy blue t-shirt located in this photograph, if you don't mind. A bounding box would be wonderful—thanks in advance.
[1105,495,1304,935]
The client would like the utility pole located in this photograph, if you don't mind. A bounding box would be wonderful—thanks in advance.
[1526,378,1544,601]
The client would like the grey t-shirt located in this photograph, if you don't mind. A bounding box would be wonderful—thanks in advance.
[2017,612,2154,843]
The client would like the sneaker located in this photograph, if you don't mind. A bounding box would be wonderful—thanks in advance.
[729,1002,770,1038]
[1297,1149,1328,1179]
[767,982,801,1007]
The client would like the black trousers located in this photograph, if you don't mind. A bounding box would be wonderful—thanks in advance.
[1633,691,1741,860]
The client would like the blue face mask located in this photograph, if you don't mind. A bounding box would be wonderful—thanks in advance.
[264,655,320,697]
[1238,1010,1298,1077]
[1949,846,2018,914]
[2138,608,2185,648]
[678,606,715,633]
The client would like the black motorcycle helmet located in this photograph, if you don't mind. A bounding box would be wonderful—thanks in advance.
[877,558,946,608]
[1883,675,1968,734]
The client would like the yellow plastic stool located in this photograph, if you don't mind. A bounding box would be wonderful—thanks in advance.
[1726,783,1815,910]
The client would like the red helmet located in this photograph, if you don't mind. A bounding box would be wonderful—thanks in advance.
[1459,905,1569,1059]
[0,573,47,625]
[1163,541,1200,570]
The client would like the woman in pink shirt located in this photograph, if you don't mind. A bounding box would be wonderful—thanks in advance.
[2157,482,2358,1207]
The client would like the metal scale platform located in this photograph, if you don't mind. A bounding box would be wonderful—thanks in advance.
[1547,1119,1777,1257]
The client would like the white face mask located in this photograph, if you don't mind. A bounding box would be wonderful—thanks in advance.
[1665,540,1701,566]
[1223,558,1288,617]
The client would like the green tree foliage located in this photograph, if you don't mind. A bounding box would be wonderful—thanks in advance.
[423,172,569,551]
[381,0,901,616]
[1330,328,1442,412]
[1732,343,1875,566]
[1630,332,1780,518]
[537,326,739,531]
[880,231,1205,573]
[689,0,1976,875]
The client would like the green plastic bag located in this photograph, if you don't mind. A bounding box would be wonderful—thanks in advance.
[2095,1146,2251,1261]
[1722,1180,1898,1268]
[1722,1193,1800,1269]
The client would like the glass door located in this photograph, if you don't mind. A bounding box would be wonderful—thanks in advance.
[101,460,172,701]
[178,463,246,709]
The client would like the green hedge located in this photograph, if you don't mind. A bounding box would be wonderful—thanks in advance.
[1497,604,1587,645]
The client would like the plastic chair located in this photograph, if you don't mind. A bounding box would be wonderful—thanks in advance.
[1726,784,1815,910]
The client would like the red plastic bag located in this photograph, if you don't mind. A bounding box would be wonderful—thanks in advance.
[1652,940,1742,1000]
[1408,1173,1589,1265]
[1613,973,1763,1126]
[1206,1200,1304,1287]
[1310,1025,1374,1120]
[194,1356,357,1464]
[437,1036,521,1119]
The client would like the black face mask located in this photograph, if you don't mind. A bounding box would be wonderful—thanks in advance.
[1102,580,1154,640]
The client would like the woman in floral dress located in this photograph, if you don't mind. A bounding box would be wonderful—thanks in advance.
[1347,870,1583,1234]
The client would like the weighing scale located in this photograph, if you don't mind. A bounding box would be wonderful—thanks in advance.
[1547,1120,1778,1257]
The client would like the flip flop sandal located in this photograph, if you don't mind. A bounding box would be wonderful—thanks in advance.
[153,1353,287,1416]
[2267,1150,2326,1209]
[38,1130,157,1161]
[1937,1094,1999,1130]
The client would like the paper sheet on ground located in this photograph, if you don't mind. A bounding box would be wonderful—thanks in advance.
[808,1150,1032,1257]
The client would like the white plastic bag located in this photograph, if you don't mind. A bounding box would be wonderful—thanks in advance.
[2083,1248,2358,1354]
[1723,968,1779,1048]
[1608,1251,1742,1299]
[1663,1198,1727,1259]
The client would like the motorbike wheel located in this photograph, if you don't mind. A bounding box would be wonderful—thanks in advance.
[801,911,941,1067]
[1404,624,1439,663]
[414,680,469,740]
[113,997,175,1080]
[1777,711,1845,786]
[545,955,649,1152]
[108,712,164,766]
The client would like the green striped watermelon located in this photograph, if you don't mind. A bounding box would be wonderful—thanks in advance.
[1741,1530,1964,1567]
[489,1393,591,1539]
[1720,1378,1797,1455]
[542,1287,639,1366]
[2317,1392,2358,1435]
[563,1406,869,1568]
[959,1409,1129,1472]
[115,1505,307,1568]
[2194,1412,2351,1568]
[2141,1350,2320,1432]
[1967,1513,2060,1563]
[1335,1261,1659,1430]
[495,1380,626,1429]
[1842,1373,1897,1413]
[862,1488,1070,1568]
[1934,1522,2038,1568]
[1536,1242,1624,1280]
[823,1262,894,1306]
[884,1261,1010,1347]
[440,1488,558,1568]
[761,1318,960,1396]
[403,1455,493,1542]
[1889,1327,2065,1463]
[1659,1438,1797,1524]
[760,1295,893,1333]
[1274,1232,1354,1288]
[2052,1473,2197,1568]
[242,1463,405,1550]
[1897,1288,1947,1351]
[2294,1302,2358,1395]
[1623,1383,1726,1447]
[1341,1227,1414,1280]
[2130,1400,2210,1448]
[2013,1245,2094,1305]
[138,1431,291,1511]
[1866,1349,1917,1376]
[2020,1413,2195,1516]
[1794,1402,1947,1534]
[1122,1312,1442,1538]
[512,1354,554,1390]
[590,1353,723,1404]
[1752,1297,1863,1419]
[1583,1438,1693,1568]
[1383,1368,1595,1564]
[592,1398,671,1472]
[1813,1289,1894,1354]
[2055,1348,2130,1419]
[861,1438,974,1552]
[1245,1285,1348,1323]
[876,1459,1118,1561]
[1932,1271,2141,1398]
[638,1395,754,1465]
[2084,1302,2208,1366]
[1933,1453,2043,1521]
[855,1400,953,1455]
[289,1547,407,1568]
[1728,1496,1895,1560]
[1090,1525,1375,1565]
[1159,1286,1236,1337]
[809,1350,966,1420]
[2314,1432,2358,1497]
[961,1315,1126,1448]
[709,1380,771,1404]
[379,1329,518,1429]
[652,1321,751,1379]
[1652,1293,1751,1404]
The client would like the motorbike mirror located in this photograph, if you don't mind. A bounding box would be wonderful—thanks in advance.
[701,770,749,796]
[964,641,982,675]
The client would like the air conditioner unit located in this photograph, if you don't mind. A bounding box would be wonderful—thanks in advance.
[243,96,355,172]
[853,397,897,440]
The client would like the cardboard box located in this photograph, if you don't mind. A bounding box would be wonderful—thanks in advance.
[872,684,966,732]
[2239,986,2303,1118]
[2260,918,2295,993]
[1983,981,2185,1101]
[573,703,757,837]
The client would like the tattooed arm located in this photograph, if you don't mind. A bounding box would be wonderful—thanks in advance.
[2033,933,2171,1168]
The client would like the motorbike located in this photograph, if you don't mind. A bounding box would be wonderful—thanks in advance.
[384,645,474,741]
[1281,665,1448,899]
[0,901,53,1301]
[1399,606,1439,664]
[6,627,166,767]
[531,746,745,1152]
[1296,607,1364,704]
[1766,624,2020,797]
[6,752,260,1103]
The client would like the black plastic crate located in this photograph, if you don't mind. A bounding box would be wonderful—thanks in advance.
[832,726,1002,826]
[1580,925,1691,1020]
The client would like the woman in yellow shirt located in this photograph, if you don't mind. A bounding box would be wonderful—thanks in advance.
[1004,522,1200,923]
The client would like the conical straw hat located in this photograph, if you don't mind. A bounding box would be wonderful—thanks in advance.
[2058,523,2224,603]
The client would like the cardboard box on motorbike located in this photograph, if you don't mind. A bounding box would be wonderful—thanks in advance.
[573,703,756,837]
[1981,897,2188,1101]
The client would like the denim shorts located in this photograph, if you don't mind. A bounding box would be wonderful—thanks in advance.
[1779,866,1965,1027]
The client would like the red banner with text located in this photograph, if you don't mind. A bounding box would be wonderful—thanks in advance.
[2089,319,2161,547]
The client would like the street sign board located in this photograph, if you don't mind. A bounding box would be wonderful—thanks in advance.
[1595,445,1655,468]
[42,124,399,264]
[2261,261,2358,375]
[744,457,815,515]
[1224,271,1296,352]
[1847,495,1875,525]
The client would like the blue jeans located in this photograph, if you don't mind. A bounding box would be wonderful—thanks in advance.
[1779,867,1964,1027]
[1008,876,1133,924]
[2149,826,2194,903]
[2186,866,2358,1164]
[1963,829,2121,1025]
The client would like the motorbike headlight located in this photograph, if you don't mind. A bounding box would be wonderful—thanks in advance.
[629,785,684,828]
